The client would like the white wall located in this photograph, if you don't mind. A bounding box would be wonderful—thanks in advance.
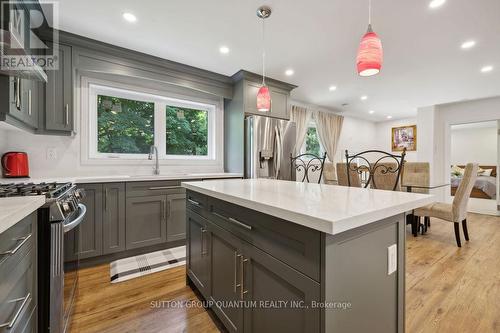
[450,124,497,165]
[374,118,418,162]
[417,96,500,210]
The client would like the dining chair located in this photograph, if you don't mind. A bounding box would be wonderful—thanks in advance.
[322,162,337,185]
[344,148,407,191]
[402,162,431,235]
[336,163,361,187]
[414,163,479,247]
[290,152,327,184]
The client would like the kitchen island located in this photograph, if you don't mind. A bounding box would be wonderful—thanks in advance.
[182,179,434,333]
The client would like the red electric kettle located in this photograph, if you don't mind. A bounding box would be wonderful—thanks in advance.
[1,152,30,178]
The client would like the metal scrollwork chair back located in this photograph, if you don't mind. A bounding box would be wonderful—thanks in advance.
[290,152,327,184]
[345,148,406,191]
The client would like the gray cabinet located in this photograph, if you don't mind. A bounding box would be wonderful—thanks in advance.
[244,81,290,119]
[241,242,320,333]
[0,77,40,131]
[75,183,103,259]
[166,193,187,242]
[103,183,126,254]
[125,195,167,249]
[186,211,211,298]
[44,42,73,132]
[207,219,244,333]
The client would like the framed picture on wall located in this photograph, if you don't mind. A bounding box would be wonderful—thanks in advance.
[392,125,417,151]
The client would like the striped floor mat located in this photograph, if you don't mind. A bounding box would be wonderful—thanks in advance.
[110,246,186,283]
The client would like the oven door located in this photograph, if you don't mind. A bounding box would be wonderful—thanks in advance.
[62,204,86,333]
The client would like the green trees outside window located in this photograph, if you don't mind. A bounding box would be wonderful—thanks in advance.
[166,106,208,156]
[305,127,321,156]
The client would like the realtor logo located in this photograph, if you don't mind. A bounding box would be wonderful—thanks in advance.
[1,1,59,71]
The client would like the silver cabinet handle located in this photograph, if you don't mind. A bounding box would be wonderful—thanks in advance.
[234,252,242,293]
[148,186,183,190]
[240,257,248,300]
[0,234,32,256]
[65,104,69,126]
[187,198,201,206]
[200,228,208,256]
[15,78,21,110]
[228,217,252,231]
[104,188,108,211]
[28,89,32,115]
[0,293,31,329]
[161,200,166,221]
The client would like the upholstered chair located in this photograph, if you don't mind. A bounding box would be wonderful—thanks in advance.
[336,163,361,187]
[369,162,402,191]
[323,162,337,185]
[414,163,479,247]
[402,162,430,194]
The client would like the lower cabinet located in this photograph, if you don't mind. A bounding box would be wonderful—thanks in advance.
[103,183,126,254]
[186,211,211,298]
[125,195,167,249]
[187,208,321,333]
[166,193,187,242]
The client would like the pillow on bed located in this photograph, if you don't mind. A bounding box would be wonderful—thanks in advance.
[451,165,464,176]
[480,169,493,177]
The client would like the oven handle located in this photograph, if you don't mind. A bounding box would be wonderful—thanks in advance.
[64,204,87,233]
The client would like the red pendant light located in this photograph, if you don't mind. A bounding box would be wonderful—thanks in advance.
[256,6,272,112]
[356,0,383,77]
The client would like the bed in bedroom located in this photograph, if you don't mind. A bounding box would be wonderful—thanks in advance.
[451,165,497,199]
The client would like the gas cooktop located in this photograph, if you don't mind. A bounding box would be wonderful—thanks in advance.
[0,182,73,198]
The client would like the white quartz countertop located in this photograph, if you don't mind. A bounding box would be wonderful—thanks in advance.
[182,179,435,235]
[0,196,46,234]
[0,173,242,185]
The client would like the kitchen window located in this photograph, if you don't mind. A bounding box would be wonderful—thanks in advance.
[302,121,324,157]
[85,81,221,166]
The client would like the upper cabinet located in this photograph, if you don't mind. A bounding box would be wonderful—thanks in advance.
[230,70,296,120]
[41,42,73,133]
[0,76,41,131]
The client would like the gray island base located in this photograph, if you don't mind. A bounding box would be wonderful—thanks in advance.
[183,179,434,333]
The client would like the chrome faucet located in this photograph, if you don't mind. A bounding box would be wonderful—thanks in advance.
[148,145,160,175]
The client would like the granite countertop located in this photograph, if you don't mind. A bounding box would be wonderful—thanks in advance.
[0,173,243,185]
[182,178,435,235]
[0,196,46,234]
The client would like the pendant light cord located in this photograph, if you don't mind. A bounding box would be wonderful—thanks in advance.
[368,0,372,25]
[261,17,266,85]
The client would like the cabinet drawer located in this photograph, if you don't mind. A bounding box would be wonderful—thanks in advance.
[0,248,35,332]
[194,194,321,282]
[186,190,208,215]
[126,180,183,197]
[0,214,35,270]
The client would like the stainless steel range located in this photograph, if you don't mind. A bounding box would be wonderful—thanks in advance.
[0,182,86,333]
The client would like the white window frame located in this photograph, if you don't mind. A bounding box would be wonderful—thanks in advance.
[80,76,222,167]
[300,120,325,156]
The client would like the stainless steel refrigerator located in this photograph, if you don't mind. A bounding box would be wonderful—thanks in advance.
[245,115,297,180]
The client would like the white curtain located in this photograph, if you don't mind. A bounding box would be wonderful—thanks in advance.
[290,105,312,154]
[314,111,344,163]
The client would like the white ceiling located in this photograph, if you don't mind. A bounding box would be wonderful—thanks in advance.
[50,0,500,121]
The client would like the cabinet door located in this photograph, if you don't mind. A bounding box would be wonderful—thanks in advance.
[45,43,72,131]
[242,242,321,333]
[102,183,126,254]
[166,193,187,242]
[207,219,244,333]
[8,77,39,129]
[125,195,167,249]
[66,184,103,260]
[244,81,289,120]
[186,211,211,298]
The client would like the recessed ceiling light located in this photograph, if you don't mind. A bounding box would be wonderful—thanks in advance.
[386,115,393,119]
[329,86,337,91]
[219,46,230,54]
[461,40,476,49]
[369,110,375,114]
[122,12,137,23]
[429,0,446,9]
[360,95,368,101]
[481,65,493,73]
[285,69,294,76]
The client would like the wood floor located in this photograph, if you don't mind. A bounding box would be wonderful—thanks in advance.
[70,213,500,333]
